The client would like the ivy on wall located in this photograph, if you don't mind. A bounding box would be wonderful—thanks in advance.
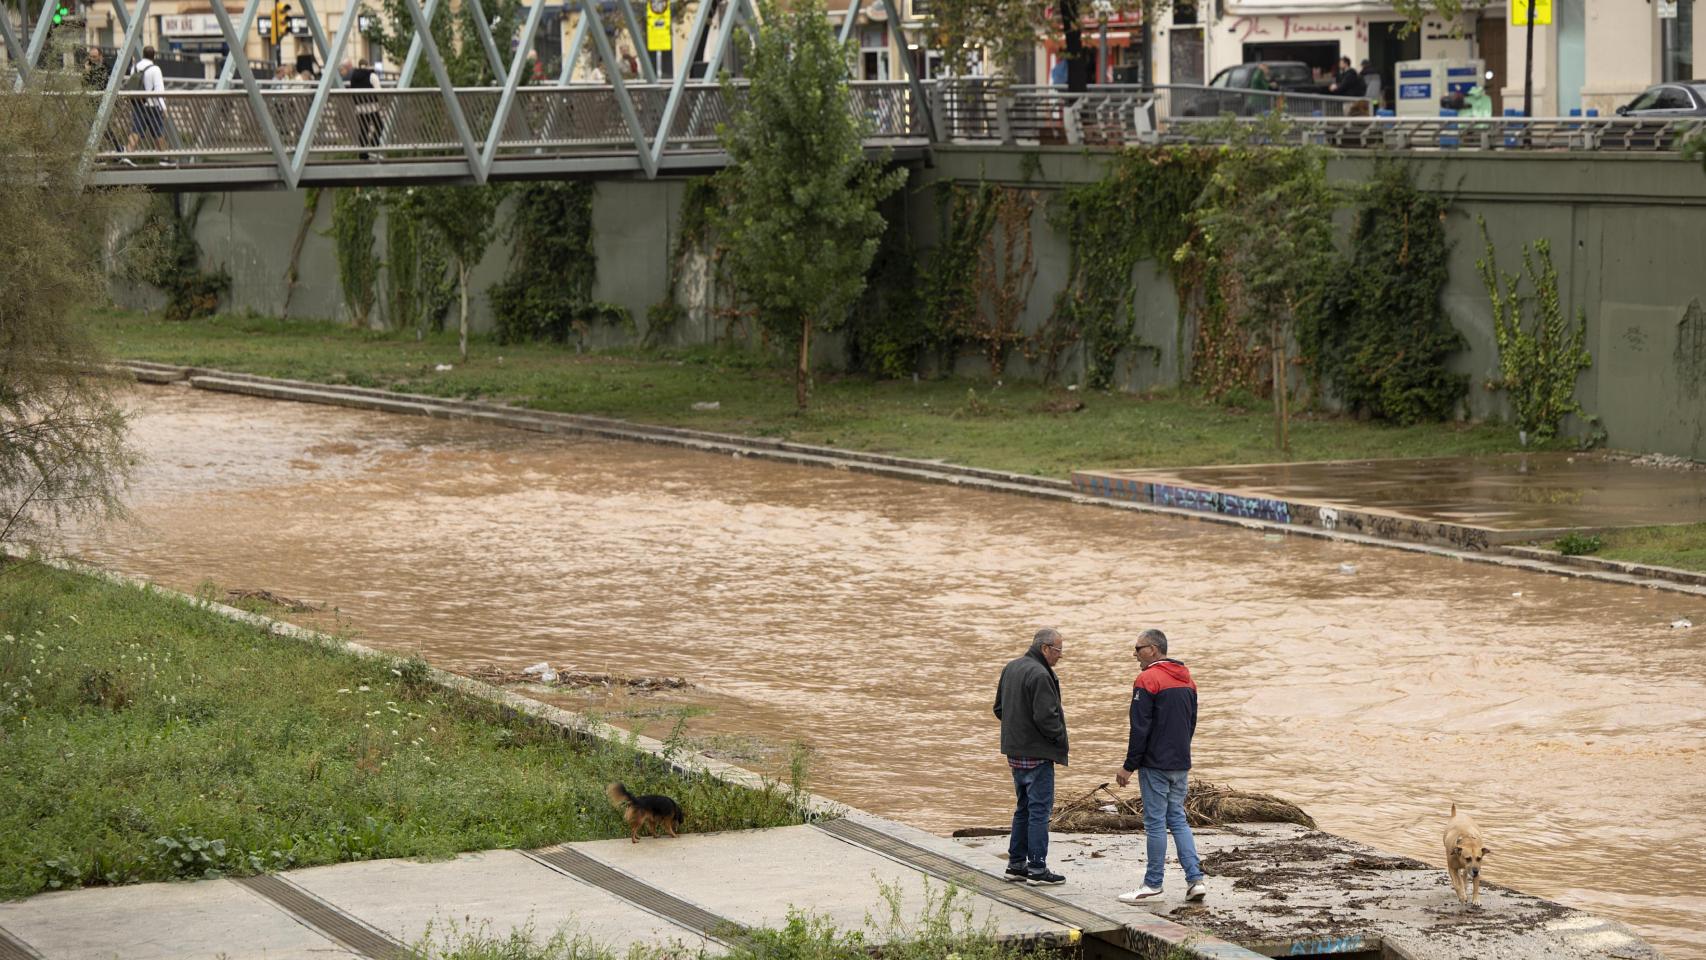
[329,188,382,328]
[383,188,456,335]
[120,195,230,322]
[488,181,629,344]
[1302,162,1467,424]
[1476,216,1596,445]
[1041,147,1217,388]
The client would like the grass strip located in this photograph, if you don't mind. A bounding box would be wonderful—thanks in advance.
[88,309,1528,477]
[1565,522,1706,573]
[0,559,807,898]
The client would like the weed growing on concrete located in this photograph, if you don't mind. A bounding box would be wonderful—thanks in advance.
[1554,533,1604,556]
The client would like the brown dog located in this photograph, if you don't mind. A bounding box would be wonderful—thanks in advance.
[1443,803,1491,906]
[606,782,684,843]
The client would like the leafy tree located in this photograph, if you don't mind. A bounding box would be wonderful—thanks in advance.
[1185,120,1337,453]
[713,0,906,409]
[1,44,142,548]
[364,0,522,355]
[418,185,506,361]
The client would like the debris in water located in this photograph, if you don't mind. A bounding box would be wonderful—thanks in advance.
[1338,563,1358,575]
[1512,591,1523,597]
[472,663,690,692]
[521,661,558,684]
[225,589,323,612]
[691,401,721,411]
[1672,618,1693,629]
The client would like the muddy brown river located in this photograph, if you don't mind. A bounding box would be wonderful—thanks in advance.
[72,386,1706,957]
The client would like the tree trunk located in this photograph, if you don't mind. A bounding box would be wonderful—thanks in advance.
[457,258,469,362]
[1060,0,1087,93]
[795,317,811,410]
[1271,323,1284,453]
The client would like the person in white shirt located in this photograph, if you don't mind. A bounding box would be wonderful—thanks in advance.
[124,46,170,162]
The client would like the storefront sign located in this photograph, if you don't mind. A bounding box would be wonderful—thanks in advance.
[1227,15,1353,43]
[162,13,225,36]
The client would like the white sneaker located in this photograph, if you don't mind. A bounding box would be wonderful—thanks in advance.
[1117,885,1164,903]
[1186,880,1208,901]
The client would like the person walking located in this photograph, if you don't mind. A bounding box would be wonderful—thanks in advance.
[1115,629,1207,903]
[994,628,1069,886]
[122,47,170,166]
[349,58,383,160]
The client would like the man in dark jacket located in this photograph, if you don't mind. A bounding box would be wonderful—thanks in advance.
[1115,629,1207,903]
[993,628,1068,885]
[1329,55,1366,97]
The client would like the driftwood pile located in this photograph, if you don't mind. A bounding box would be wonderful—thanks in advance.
[1049,781,1316,832]
[468,664,690,693]
[225,589,323,612]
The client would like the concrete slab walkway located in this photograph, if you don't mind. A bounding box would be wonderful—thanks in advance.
[0,816,1212,960]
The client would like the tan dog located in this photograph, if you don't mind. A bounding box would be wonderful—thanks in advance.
[1444,803,1491,906]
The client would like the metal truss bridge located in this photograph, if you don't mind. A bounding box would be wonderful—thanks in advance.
[6,0,1702,191]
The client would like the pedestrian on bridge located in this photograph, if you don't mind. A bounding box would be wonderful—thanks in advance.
[1115,628,1207,904]
[994,628,1069,886]
[349,59,383,160]
[123,47,169,165]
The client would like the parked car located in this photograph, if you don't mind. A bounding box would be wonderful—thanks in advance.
[1615,82,1706,117]
[1176,61,1325,117]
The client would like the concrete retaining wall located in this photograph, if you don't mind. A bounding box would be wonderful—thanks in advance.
[145,147,1706,458]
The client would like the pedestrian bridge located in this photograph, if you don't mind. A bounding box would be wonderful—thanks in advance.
[88,80,1704,192]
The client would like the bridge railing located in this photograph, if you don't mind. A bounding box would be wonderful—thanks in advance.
[1164,114,1706,152]
[932,80,1160,145]
[1156,84,1374,119]
[92,80,925,167]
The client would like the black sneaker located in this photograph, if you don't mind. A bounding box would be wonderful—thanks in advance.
[1027,869,1066,886]
[1003,866,1029,882]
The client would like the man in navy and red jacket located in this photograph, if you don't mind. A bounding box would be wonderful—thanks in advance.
[1114,629,1207,903]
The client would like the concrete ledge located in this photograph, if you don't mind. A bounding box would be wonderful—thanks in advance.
[139,364,1706,600]
[1501,545,1706,589]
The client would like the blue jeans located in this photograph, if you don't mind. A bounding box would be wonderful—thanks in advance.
[1007,761,1054,874]
[1138,767,1203,889]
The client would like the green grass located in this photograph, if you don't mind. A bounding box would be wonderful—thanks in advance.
[0,559,809,899]
[88,309,1530,476]
[1563,522,1706,573]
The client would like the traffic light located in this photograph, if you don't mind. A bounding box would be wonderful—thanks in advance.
[271,4,291,42]
[51,0,71,25]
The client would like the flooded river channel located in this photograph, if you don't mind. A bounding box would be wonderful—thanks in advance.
[76,386,1706,957]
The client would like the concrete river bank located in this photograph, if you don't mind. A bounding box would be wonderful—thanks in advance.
[71,384,1706,957]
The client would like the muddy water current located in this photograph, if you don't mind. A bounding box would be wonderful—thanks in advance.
[71,386,1706,957]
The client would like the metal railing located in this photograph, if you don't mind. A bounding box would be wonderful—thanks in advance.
[1166,114,1706,152]
[92,80,926,166]
[1156,83,1374,119]
[82,79,1706,186]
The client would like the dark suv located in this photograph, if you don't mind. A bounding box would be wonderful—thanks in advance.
[1176,61,1324,117]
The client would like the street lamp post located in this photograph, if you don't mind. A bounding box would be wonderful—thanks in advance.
[1091,0,1111,84]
